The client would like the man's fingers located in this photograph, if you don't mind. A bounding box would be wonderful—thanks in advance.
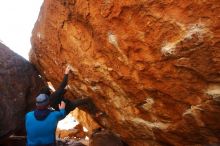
[59,101,66,110]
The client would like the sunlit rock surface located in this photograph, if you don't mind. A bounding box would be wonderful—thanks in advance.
[56,114,86,140]
[0,42,44,137]
[30,0,220,145]
[71,108,100,135]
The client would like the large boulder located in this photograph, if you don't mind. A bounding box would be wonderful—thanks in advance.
[30,0,220,145]
[0,42,44,137]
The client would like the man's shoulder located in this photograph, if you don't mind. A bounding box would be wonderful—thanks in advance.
[26,111,34,114]
[26,111,34,117]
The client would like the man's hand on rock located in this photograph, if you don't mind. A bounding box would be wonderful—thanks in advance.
[65,65,71,74]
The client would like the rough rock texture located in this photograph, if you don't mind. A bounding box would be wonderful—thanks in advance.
[30,0,220,145]
[89,129,125,146]
[71,108,100,135]
[0,42,44,137]
[57,123,86,139]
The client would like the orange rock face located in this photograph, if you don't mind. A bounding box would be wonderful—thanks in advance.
[30,0,220,145]
[71,108,100,135]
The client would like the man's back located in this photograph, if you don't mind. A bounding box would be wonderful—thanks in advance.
[25,109,65,146]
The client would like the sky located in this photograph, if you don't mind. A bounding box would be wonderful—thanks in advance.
[57,114,79,130]
[0,0,43,60]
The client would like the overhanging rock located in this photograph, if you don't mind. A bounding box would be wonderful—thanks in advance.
[30,0,220,145]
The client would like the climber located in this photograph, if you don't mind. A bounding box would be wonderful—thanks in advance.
[25,97,66,146]
[39,65,101,117]
[25,66,102,146]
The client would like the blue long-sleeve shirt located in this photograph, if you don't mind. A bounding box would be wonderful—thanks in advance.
[25,109,66,146]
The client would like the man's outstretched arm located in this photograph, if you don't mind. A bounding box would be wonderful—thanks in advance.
[52,66,71,97]
[50,66,71,108]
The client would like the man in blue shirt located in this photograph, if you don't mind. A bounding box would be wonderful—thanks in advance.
[25,94,66,146]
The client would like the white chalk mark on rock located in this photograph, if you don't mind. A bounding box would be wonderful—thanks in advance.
[90,85,102,92]
[161,42,177,56]
[108,32,119,48]
[185,23,208,40]
[141,97,154,111]
[206,84,220,101]
[183,105,205,126]
[108,32,128,64]
[161,23,210,56]
[131,118,169,130]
